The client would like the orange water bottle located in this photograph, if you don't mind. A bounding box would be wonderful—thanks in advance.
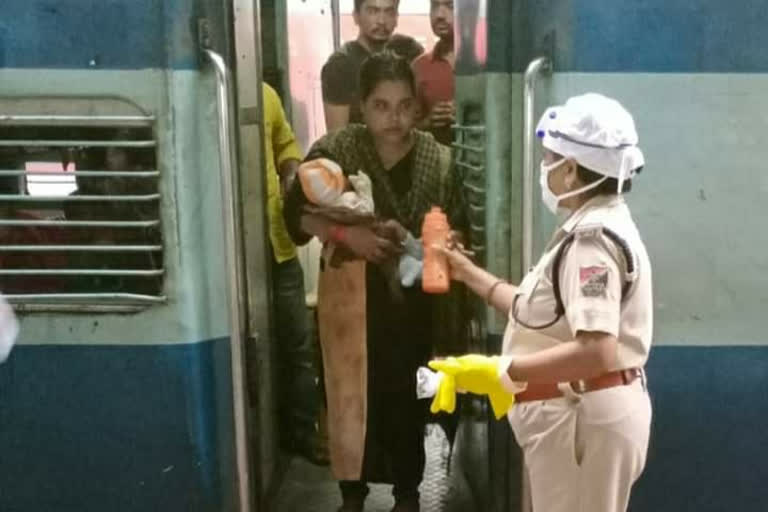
[422,206,451,294]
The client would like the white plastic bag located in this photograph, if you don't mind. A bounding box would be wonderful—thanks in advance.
[416,367,443,399]
[399,232,423,288]
[0,294,19,363]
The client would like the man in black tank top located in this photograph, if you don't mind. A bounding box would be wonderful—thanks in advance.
[321,0,422,131]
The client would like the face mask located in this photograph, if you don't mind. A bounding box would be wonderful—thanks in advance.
[540,159,567,216]
[539,158,609,217]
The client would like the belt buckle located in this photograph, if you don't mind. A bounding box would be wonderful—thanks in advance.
[572,379,587,394]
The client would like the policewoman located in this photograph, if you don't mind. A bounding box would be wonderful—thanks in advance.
[434,93,652,512]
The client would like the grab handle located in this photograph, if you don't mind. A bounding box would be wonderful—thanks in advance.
[522,57,552,274]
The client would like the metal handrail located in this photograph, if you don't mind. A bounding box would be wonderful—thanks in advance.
[522,57,551,274]
[0,219,159,227]
[0,269,164,276]
[204,48,253,512]
[5,293,165,304]
[0,140,156,147]
[452,142,485,153]
[455,161,485,173]
[0,115,155,127]
[452,124,486,132]
[0,245,162,252]
[463,182,485,194]
[0,194,160,202]
[331,0,341,51]
[0,170,159,177]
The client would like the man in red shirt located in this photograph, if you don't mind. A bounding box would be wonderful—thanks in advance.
[412,0,455,145]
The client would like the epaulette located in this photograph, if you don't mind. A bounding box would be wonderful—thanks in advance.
[572,223,605,240]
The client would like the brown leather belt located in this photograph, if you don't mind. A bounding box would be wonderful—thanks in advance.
[516,368,644,403]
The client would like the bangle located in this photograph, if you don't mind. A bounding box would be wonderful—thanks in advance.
[485,279,505,304]
[329,225,347,244]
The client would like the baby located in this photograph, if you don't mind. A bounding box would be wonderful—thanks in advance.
[298,158,423,301]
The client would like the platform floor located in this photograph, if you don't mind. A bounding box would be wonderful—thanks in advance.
[271,424,476,512]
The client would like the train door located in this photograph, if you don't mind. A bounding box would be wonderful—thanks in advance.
[267,1,490,511]
[203,0,286,508]
[449,1,531,511]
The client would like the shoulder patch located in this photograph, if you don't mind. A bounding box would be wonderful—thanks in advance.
[579,265,609,297]
[573,223,604,239]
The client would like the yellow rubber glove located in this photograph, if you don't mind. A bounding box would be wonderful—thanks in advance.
[429,372,457,415]
[428,355,515,420]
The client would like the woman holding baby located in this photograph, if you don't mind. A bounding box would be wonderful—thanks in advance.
[284,51,467,512]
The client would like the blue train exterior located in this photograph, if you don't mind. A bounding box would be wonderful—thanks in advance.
[0,2,244,510]
[2,1,768,511]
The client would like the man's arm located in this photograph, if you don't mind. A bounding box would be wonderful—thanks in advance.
[417,101,455,132]
[278,159,299,197]
[412,58,454,131]
[412,58,430,129]
[413,82,432,130]
[265,85,303,194]
[321,53,355,132]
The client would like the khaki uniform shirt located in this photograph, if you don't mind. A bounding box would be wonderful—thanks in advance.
[502,195,653,370]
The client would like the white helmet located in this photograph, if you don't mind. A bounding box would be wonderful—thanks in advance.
[536,93,645,193]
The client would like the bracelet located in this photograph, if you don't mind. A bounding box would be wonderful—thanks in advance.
[329,225,347,244]
[485,279,506,304]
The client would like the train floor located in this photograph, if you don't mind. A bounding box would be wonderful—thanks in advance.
[271,423,476,512]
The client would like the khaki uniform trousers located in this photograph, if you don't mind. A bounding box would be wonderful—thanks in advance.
[509,378,651,512]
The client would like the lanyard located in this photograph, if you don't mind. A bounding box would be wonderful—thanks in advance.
[510,244,564,330]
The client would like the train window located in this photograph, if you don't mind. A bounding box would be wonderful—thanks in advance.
[0,122,164,310]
